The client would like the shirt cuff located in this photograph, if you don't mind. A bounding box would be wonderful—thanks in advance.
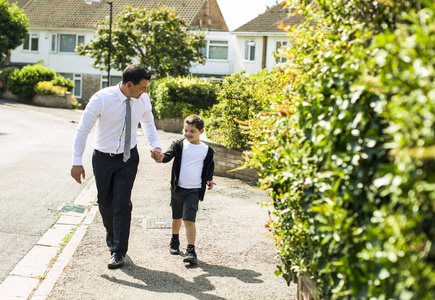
[73,157,83,166]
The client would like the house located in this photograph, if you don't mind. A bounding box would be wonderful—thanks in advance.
[232,3,304,75]
[7,1,303,103]
[7,0,231,103]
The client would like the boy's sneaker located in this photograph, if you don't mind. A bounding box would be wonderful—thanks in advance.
[183,245,197,264]
[169,238,180,255]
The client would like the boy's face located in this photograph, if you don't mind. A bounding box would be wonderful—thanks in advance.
[183,123,204,145]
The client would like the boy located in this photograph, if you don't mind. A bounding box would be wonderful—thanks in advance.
[159,115,215,264]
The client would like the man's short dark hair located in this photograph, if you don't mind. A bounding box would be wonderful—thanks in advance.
[184,115,204,131]
[122,64,151,85]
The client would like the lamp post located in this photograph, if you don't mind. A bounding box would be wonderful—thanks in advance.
[85,0,113,87]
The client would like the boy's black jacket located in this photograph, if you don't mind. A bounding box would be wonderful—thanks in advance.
[162,138,215,201]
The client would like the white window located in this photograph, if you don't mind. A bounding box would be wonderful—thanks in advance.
[73,74,82,98]
[244,40,255,61]
[60,73,82,99]
[58,34,85,53]
[102,75,121,88]
[23,33,39,51]
[51,34,57,52]
[201,40,228,60]
[276,41,288,63]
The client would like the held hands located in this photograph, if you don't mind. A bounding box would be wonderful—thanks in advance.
[150,147,163,163]
[206,180,216,190]
[71,165,85,184]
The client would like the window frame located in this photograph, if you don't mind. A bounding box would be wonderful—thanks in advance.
[244,40,256,61]
[51,34,57,52]
[57,34,85,53]
[276,41,288,63]
[202,39,229,61]
[23,33,39,52]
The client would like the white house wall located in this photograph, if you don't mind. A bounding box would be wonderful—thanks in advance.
[233,32,289,76]
[9,28,120,77]
[189,31,236,76]
[10,29,235,80]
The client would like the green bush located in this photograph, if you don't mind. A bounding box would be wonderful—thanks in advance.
[149,76,218,119]
[34,81,67,96]
[0,66,18,92]
[247,0,435,299]
[51,75,74,92]
[205,69,280,150]
[7,64,56,100]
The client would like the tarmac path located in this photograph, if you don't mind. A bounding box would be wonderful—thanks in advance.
[47,129,297,299]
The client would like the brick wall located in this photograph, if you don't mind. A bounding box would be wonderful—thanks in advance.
[203,140,258,184]
[191,0,228,30]
[33,93,72,109]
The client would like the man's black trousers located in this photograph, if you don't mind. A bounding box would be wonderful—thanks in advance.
[92,147,139,257]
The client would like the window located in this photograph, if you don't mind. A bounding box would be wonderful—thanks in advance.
[244,40,255,61]
[51,34,57,52]
[201,40,228,60]
[58,34,85,53]
[23,33,39,51]
[276,41,288,63]
[60,73,82,98]
[102,75,121,88]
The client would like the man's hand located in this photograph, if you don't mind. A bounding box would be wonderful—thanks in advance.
[71,165,85,184]
[150,147,163,163]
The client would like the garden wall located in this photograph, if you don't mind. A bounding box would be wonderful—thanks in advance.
[154,117,258,183]
[203,140,258,184]
[33,93,72,109]
[0,89,72,109]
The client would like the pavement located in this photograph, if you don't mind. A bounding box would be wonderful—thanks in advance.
[0,127,297,299]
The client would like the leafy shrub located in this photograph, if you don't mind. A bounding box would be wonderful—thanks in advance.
[0,66,18,92]
[34,81,67,96]
[71,94,81,109]
[7,64,56,100]
[205,69,280,150]
[149,76,218,119]
[247,1,435,299]
[51,75,74,92]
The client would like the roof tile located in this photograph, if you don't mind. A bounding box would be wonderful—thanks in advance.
[17,0,207,29]
[234,3,304,33]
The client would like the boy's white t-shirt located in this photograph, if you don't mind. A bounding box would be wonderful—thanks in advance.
[178,139,209,189]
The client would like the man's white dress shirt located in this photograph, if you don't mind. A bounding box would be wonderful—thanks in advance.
[72,84,161,166]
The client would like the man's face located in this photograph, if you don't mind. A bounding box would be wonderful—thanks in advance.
[127,79,149,99]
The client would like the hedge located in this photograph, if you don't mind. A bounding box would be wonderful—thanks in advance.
[205,69,281,150]
[148,76,218,119]
[247,1,435,299]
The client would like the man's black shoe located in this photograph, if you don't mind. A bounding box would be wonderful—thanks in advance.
[108,253,124,269]
[170,238,180,255]
[183,246,197,264]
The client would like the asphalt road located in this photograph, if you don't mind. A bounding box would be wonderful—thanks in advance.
[0,99,94,284]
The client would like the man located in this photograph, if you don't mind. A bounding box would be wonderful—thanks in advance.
[71,64,162,269]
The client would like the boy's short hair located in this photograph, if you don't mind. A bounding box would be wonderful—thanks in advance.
[184,115,204,131]
[122,64,151,85]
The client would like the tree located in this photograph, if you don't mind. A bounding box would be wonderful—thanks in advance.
[77,5,206,78]
[0,0,28,64]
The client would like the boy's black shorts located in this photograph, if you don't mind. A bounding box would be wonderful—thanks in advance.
[171,187,200,222]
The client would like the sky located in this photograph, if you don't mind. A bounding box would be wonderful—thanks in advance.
[216,0,280,31]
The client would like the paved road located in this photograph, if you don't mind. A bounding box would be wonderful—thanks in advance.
[0,99,297,299]
[0,100,94,284]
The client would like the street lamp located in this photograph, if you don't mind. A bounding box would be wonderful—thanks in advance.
[85,0,113,87]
